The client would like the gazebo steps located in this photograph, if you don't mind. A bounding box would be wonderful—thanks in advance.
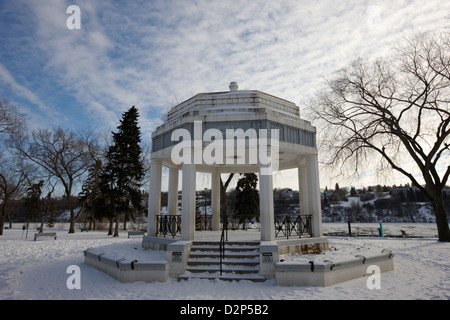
[178,241,266,282]
[187,259,259,267]
[191,241,260,248]
[185,265,260,273]
[189,252,260,260]
[178,272,266,282]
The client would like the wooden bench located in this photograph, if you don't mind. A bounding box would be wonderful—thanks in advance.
[128,230,145,238]
[80,228,89,232]
[34,232,57,241]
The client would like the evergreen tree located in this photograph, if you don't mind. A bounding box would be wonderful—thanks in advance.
[323,186,329,205]
[101,106,144,237]
[24,181,43,230]
[79,159,103,230]
[47,200,55,228]
[95,172,116,235]
[234,173,259,225]
[407,187,416,202]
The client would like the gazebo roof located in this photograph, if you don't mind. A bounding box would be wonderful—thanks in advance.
[150,82,318,173]
[164,88,300,124]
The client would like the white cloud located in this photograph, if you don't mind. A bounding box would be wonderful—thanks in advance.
[0,62,59,129]
[1,0,449,188]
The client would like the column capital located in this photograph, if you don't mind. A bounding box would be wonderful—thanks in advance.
[305,154,319,161]
[211,170,220,178]
[150,158,163,165]
[297,157,306,167]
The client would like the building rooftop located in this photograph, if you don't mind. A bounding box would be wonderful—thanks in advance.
[164,82,301,125]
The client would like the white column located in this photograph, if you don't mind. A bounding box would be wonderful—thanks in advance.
[306,155,323,237]
[298,163,309,215]
[211,171,221,231]
[181,162,196,241]
[167,168,179,215]
[259,164,275,241]
[147,159,162,236]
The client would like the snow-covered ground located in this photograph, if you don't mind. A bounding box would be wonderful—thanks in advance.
[0,223,449,300]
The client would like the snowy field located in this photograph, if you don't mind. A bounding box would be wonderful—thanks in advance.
[0,223,449,300]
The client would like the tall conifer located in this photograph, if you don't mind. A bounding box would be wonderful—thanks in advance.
[234,173,259,225]
[102,106,144,236]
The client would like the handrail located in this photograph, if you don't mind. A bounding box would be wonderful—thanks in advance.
[219,226,225,276]
[219,213,228,276]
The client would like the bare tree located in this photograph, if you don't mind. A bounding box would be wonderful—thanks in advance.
[12,127,96,233]
[0,98,27,135]
[308,30,450,241]
[220,173,235,221]
[0,156,28,235]
[37,179,57,233]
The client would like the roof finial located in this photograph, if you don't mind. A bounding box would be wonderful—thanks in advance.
[229,82,238,92]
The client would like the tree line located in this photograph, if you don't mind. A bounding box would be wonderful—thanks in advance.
[0,103,149,236]
[322,183,450,223]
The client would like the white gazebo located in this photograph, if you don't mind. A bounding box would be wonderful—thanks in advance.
[85,86,396,284]
[146,82,322,242]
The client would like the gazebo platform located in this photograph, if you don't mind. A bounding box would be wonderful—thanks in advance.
[141,232,329,281]
[84,232,394,285]
[85,231,330,283]
[84,82,396,286]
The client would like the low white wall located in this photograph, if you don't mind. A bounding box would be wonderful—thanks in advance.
[275,251,394,287]
[276,237,330,254]
[142,236,178,250]
[259,237,330,279]
[166,241,193,278]
[84,250,169,283]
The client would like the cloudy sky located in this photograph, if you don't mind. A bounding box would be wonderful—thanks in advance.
[0,0,449,190]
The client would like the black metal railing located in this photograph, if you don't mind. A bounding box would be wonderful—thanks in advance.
[219,224,226,276]
[219,213,228,276]
[154,214,313,240]
[196,215,213,231]
[225,216,259,231]
[155,215,182,238]
[275,214,313,239]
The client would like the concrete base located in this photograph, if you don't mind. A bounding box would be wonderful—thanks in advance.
[275,250,394,287]
[259,237,329,279]
[142,236,178,250]
[142,236,194,278]
[166,240,193,278]
[277,237,329,254]
[84,235,394,287]
[84,250,169,283]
